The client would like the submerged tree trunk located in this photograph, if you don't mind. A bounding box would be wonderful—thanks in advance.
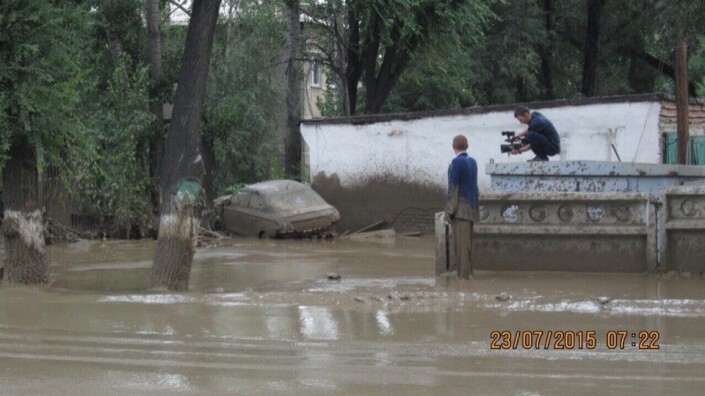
[150,0,221,291]
[284,0,302,179]
[2,140,48,285]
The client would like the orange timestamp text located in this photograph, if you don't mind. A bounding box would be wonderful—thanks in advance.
[489,330,660,350]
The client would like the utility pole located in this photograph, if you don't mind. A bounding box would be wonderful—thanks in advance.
[675,38,689,165]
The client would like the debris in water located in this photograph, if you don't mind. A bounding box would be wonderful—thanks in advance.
[327,272,341,281]
[597,296,611,305]
[495,293,511,302]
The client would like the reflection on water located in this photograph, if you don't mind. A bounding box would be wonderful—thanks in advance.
[375,310,394,336]
[1,236,705,394]
[299,306,339,340]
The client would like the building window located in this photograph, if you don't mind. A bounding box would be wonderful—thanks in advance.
[311,62,321,87]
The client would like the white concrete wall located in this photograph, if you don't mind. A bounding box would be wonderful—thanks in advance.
[301,101,663,189]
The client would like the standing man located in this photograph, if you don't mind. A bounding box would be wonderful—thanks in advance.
[511,106,561,162]
[444,135,479,279]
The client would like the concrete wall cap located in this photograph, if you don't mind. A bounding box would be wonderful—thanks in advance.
[479,191,651,201]
[660,185,705,195]
[486,161,705,177]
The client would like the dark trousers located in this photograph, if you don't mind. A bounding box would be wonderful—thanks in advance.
[523,131,559,159]
[451,219,473,279]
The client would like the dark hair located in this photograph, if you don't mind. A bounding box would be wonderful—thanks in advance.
[452,135,468,150]
[514,106,530,117]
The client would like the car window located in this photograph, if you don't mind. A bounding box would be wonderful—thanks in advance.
[231,191,251,207]
[267,190,327,212]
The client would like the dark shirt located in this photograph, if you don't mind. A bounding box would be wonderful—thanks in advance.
[446,152,479,221]
[529,112,560,148]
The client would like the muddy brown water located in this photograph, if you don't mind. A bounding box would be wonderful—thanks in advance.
[1,237,705,395]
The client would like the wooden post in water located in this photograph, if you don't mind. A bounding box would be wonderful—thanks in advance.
[675,39,689,165]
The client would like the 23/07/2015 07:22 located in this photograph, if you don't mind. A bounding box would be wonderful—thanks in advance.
[489,330,661,350]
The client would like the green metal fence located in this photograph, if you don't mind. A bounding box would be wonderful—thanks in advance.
[663,132,705,165]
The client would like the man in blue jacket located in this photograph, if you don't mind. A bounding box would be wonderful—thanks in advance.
[444,135,479,279]
[511,106,561,162]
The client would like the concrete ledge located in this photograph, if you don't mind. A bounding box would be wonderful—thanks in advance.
[659,185,705,273]
[488,161,705,197]
[436,191,656,273]
[487,161,705,177]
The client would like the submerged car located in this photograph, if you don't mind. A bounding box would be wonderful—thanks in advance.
[214,180,340,238]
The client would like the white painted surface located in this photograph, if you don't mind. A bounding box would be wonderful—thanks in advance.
[301,101,663,189]
[5,210,45,252]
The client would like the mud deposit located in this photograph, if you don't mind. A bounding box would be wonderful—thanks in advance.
[1,237,705,395]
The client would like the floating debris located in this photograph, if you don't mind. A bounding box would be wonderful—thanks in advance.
[327,273,341,282]
[495,293,511,302]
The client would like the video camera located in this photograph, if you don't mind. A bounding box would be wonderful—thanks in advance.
[500,131,523,154]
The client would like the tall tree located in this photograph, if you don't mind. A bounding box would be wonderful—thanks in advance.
[305,0,493,115]
[146,0,165,212]
[581,0,605,96]
[1,0,84,284]
[284,0,302,178]
[151,0,221,291]
[202,0,285,192]
[538,0,555,99]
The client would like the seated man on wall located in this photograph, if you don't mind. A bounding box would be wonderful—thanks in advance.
[511,106,561,162]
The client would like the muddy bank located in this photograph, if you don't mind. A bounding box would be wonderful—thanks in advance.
[312,172,444,234]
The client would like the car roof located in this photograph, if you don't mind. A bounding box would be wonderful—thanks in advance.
[240,180,309,196]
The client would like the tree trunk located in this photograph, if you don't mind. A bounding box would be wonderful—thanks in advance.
[515,76,528,103]
[676,39,689,165]
[151,0,221,291]
[360,13,416,114]
[362,54,410,114]
[626,49,697,97]
[2,140,48,285]
[627,34,658,93]
[147,0,164,215]
[332,1,350,116]
[581,0,605,97]
[100,0,127,76]
[345,10,362,116]
[284,0,302,179]
[200,131,217,228]
[538,0,555,99]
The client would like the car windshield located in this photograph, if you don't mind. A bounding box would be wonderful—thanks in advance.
[266,190,327,212]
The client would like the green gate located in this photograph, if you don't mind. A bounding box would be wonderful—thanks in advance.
[663,132,705,165]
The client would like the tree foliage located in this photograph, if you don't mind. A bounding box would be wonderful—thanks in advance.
[0,0,86,170]
[3,0,705,241]
[204,0,286,193]
[304,0,496,115]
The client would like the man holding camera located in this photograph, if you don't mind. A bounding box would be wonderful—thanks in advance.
[444,135,479,279]
[510,106,561,162]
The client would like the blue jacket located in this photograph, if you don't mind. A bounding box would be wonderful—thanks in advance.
[529,112,560,149]
[445,152,479,221]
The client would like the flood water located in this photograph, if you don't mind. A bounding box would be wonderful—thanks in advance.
[1,236,705,395]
